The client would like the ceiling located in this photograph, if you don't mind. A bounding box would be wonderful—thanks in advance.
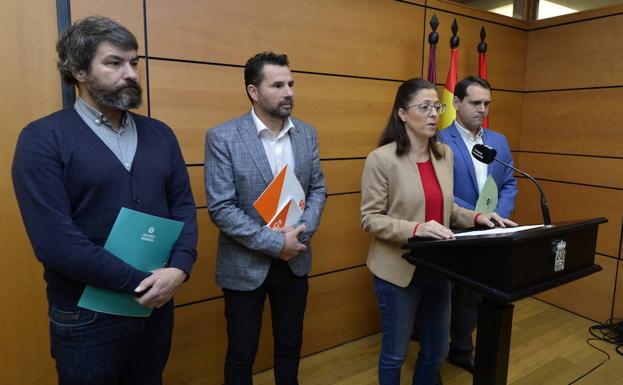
[451,0,623,13]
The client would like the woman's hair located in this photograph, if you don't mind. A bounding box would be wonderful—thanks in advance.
[378,77,444,159]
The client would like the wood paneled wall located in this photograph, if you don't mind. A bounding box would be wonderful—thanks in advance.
[1,1,62,384]
[517,5,623,323]
[12,0,623,384]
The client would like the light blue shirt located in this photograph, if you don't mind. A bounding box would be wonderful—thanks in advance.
[74,97,137,171]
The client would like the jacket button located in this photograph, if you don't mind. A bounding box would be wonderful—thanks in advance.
[133,196,140,204]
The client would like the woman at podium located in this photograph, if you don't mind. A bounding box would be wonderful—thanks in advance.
[360,77,512,385]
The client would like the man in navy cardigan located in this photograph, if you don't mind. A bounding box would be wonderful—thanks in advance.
[12,16,197,385]
[438,76,517,374]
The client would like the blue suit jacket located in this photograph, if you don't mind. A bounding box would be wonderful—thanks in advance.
[437,122,517,218]
[204,112,326,290]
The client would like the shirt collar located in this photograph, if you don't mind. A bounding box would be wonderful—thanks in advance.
[75,97,129,132]
[455,119,483,141]
[251,107,294,140]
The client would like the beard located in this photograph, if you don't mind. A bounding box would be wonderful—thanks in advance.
[265,98,294,119]
[86,74,142,111]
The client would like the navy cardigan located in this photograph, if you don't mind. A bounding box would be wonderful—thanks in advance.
[12,108,198,308]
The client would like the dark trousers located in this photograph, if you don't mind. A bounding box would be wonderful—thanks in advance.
[449,284,481,361]
[223,259,309,385]
[48,300,173,385]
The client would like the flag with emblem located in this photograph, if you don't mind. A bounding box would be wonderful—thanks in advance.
[438,19,460,130]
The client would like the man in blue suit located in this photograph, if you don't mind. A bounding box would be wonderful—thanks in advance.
[205,52,326,385]
[437,76,517,374]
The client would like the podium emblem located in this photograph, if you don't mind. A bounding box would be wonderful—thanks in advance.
[552,239,567,272]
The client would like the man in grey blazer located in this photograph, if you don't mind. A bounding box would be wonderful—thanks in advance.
[204,52,326,385]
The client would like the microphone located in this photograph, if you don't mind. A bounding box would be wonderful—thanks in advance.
[471,144,551,226]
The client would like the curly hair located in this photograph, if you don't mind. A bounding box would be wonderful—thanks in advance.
[56,16,138,85]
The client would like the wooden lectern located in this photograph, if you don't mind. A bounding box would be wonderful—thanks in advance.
[402,218,607,385]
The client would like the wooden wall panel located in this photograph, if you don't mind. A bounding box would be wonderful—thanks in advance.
[516,153,623,190]
[484,90,523,150]
[71,0,145,56]
[521,88,623,157]
[535,254,617,323]
[525,14,623,90]
[294,76,395,159]
[166,266,379,385]
[1,0,62,384]
[611,260,623,319]
[302,267,379,354]
[175,209,220,305]
[149,59,397,164]
[323,159,366,194]
[311,194,370,275]
[423,8,527,91]
[147,0,425,80]
[513,179,622,258]
[165,299,228,385]
[188,166,206,207]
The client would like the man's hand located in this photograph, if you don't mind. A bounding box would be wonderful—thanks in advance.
[477,212,518,228]
[415,220,455,239]
[134,267,187,308]
[279,224,307,261]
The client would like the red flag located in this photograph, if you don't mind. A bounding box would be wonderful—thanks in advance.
[479,51,489,128]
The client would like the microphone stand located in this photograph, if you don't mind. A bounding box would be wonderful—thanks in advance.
[492,158,552,227]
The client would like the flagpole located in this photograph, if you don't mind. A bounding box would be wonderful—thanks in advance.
[427,14,439,84]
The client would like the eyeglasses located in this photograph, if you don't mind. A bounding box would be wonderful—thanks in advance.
[405,103,446,115]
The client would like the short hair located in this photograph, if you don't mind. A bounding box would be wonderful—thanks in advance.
[454,76,491,101]
[379,77,444,159]
[57,16,138,85]
[244,52,289,103]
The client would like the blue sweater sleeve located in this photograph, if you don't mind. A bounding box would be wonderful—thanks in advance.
[12,124,150,294]
[161,123,198,278]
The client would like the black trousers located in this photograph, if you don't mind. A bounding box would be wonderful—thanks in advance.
[449,283,481,361]
[223,259,309,385]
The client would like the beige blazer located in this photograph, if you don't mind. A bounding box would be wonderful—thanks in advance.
[360,141,477,287]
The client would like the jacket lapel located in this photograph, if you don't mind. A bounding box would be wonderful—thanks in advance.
[288,123,305,182]
[449,123,479,191]
[237,113,274,185]
[482,129,493,176]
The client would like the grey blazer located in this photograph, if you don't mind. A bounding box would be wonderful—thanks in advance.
[205,112,326,290]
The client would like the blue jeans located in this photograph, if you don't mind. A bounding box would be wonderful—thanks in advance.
[374,270,451,385]
[48,301,173,385]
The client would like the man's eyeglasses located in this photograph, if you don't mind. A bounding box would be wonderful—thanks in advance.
[405,103,446,115]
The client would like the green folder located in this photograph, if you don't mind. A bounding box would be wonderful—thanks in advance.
[78,207,184,317]
[475,175,499,214]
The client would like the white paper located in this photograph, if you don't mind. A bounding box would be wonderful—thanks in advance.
[454,224,544,237]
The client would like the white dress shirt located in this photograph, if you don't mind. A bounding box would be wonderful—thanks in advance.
[251,108,295,177]
[455,120,487,193]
